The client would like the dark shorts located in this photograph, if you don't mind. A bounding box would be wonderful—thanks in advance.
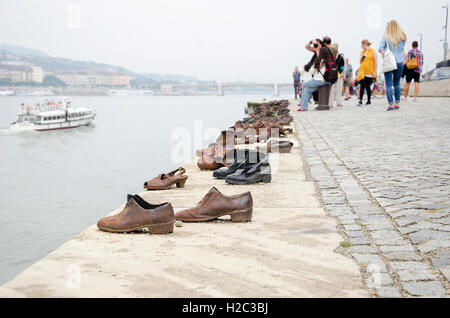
[406,71,421,83]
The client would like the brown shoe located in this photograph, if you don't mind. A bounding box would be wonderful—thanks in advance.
[175,187,253,223]
[197,155,225,171]
[144,167,188,190]
[97,195,174,234]
[197,144,234,171]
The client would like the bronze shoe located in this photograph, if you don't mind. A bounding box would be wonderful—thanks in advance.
[144,167,188,190]
[197,144,234,171]
[97,195,174,234]
[197,155,225,171]
[175,187,253,223]
[257,140,294,153]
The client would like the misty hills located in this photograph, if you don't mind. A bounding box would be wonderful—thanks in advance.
[0,43,209,84]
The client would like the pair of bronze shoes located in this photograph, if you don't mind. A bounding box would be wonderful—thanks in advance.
[144,167,188,190]
[96,188,253,234]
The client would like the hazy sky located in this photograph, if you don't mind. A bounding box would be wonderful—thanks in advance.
[0,0,448,82]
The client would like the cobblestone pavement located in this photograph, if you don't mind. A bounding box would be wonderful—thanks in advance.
[293,97,450,297]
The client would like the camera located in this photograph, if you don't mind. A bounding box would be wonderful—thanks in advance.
[310,40,319,48]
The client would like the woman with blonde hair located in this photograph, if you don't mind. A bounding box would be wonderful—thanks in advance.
[358,40,378,106]
[379,20,407,111]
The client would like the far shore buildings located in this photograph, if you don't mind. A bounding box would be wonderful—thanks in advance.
[0,61,131,88]
[0,62,43,83]
[53,71,131,88]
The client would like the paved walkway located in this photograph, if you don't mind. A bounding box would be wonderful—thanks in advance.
[294,97,450,297]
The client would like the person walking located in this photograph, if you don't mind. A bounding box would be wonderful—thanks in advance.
[357,40,378,106]
[293,66,301,99]
[379,20,407,111]
[343,58,353,100]
[404,41,424,101]
[299,47,333,111]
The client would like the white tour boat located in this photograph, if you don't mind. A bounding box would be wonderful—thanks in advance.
[10,99,96,132]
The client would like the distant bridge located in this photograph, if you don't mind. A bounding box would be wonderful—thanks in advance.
[161,83,292,96]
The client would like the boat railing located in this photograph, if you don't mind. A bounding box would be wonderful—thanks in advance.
[20,104,66,114]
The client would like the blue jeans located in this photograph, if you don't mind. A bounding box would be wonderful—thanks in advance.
[384,63,404,105]
[300,79,328,110]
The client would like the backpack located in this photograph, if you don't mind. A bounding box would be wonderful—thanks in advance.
[407,52,419,70]
[336,54,345,74]
[321,48,339,84]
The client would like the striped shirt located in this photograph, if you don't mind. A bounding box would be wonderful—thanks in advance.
[407,48,424,73]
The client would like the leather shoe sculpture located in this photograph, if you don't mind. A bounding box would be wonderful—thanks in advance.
[97,195,174,234]
[213,149,263,180]
[257,140,294,153]
[197,143,234,171]
[225,152,272,185]
[175,187,253,223]
[144,167,188,190]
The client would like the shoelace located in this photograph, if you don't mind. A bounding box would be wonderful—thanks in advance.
[197,192,213,206]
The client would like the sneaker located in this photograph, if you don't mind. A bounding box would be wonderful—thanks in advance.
[365,101,371,106]
[395,104,400,110]
[402,96,407,101]
[413,98,417,102]
[357,101,363,107]
[387,105,396,111]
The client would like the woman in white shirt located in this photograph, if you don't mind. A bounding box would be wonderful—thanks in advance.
[299,47,333,111]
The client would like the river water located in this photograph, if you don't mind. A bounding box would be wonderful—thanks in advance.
[0,94,292,285]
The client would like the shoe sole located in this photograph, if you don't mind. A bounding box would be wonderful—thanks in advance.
[98,220,175,234]
[145,186,173,191]
[176,208,253,223]
[225,174,272,185]
[279,147,292,153]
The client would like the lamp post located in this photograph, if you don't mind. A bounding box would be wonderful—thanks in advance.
[443,4,449,67]
[417,33,423,51]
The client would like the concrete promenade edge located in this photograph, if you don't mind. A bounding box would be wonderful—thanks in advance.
[0,107,368,298]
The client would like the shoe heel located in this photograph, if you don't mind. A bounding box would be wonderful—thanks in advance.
[148,221,174,234]
[231,208,253,222]
[176,178,187,188]
[262,174,272,183]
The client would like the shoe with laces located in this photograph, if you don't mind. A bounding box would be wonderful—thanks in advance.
[175,187,253,223]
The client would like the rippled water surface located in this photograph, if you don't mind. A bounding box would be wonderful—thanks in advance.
[0,94,288,285]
